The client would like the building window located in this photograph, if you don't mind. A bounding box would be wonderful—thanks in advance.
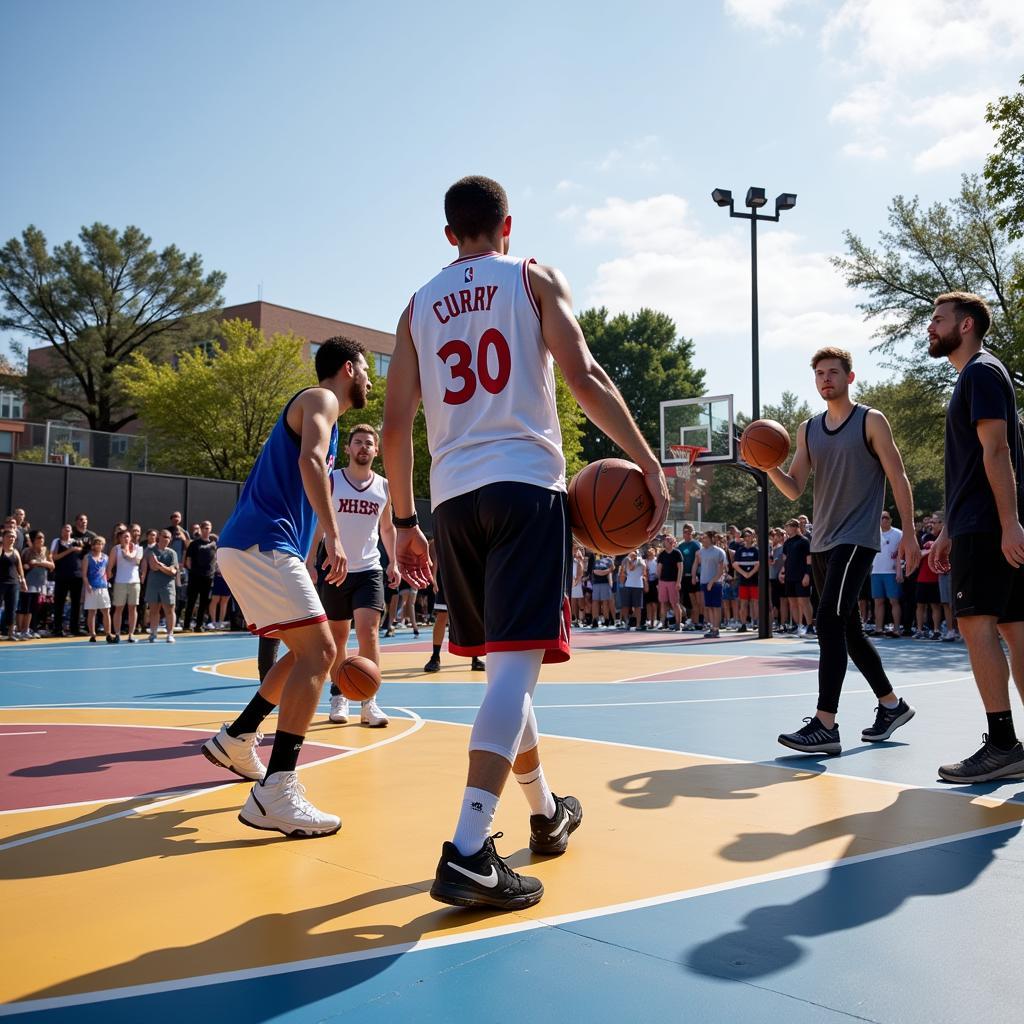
[309,342,321,359]
[110,436,130,456]
[375,353,390,377]
[0,431,13,456]
[0,390,24,420]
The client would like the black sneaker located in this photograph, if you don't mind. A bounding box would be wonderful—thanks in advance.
[429,833,544,910]
[529,794,583,855]
[938,735,1024,783]
[862,698,916,742]
[423,657,441,673]
[471,657,486,671]
[778,717,841,755]
[737,624,748,633]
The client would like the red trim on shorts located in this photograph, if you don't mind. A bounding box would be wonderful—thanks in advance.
[247,613,327,638]
[521,257,540,321]
[449,599,572,665]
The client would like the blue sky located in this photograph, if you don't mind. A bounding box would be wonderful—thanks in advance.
[2,0,1022,419]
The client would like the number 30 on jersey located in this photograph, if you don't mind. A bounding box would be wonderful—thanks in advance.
[438,328,511,405]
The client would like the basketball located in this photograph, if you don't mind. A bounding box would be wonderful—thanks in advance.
[568,458,654,555]
[740,419,790,470]
[338,656,381,701]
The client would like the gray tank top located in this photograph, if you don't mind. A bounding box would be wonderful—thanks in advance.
[805,404,885,553]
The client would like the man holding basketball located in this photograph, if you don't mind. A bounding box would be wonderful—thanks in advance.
[382,175,668,910]
[766,346,920,754]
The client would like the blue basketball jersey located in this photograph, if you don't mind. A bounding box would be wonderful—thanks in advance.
[219,389,338,560]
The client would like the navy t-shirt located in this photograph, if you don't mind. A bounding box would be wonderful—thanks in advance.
[945,351,1024,538]
[734,545,758,578]
[782,535,810,579]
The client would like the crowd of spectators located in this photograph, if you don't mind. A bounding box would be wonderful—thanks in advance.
[0,508,234,642]
[569,510,960,643]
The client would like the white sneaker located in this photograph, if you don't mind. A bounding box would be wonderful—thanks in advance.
[361,698,389,728]
[797,624,807,637]
[328,694,350,723]
[239,771,341,837]
[201,724,266,781]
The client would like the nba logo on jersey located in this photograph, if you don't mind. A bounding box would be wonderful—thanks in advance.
[464,266,474,283]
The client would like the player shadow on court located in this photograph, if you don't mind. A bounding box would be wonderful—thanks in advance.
[682,788,1023,982]
[136,682,260,698]
[11,737,222,778]
[0,799,285,880]
[19,877,507,1013]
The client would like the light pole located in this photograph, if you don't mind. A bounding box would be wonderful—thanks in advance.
[711,187,797,639]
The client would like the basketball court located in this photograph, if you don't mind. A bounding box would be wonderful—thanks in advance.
[2,623,1023,1022]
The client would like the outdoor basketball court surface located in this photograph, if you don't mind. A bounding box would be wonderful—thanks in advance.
[2,628,1023,1022]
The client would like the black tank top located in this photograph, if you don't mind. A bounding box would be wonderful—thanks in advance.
[0,549,19,584]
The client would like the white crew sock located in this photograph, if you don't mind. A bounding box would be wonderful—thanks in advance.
[880,694,900,709]
[514,763,556,819]
[452,786,498,856]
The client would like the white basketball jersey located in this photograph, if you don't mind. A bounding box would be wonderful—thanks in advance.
[409,251,565,510]
[329,469,388,571]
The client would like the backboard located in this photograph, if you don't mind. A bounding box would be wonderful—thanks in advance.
[659,395,734,465]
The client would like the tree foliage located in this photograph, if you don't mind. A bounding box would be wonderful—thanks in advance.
[985,74,1024,241]
[576,307,705,462]
[831,175,1024,389]
[0,223,225,437]
[117,319,315,480]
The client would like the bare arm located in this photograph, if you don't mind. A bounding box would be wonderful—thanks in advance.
[379,480,400,587]
[866,410,920,575]
[381,307,432,589]
[977,417,1024,567]
[293,387,347,585]
[529,262,668,536]
[766,420,811,500]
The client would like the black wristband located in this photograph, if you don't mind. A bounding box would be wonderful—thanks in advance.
[392,512,418,529]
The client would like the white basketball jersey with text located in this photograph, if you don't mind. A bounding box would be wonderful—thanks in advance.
[409,251,565,510]
[329,469,388,571]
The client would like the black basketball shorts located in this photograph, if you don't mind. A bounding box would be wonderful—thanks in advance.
[319,568,385,622]
[433,481,572,664]
[951,532,1024,622]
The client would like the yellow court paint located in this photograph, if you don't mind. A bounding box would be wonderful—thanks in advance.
[2,708,1024,1004]
[195,649,740,684]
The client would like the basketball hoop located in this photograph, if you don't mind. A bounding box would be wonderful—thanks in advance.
[668,444,705,480]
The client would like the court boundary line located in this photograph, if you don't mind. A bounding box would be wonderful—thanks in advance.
[3,814,1020,1016]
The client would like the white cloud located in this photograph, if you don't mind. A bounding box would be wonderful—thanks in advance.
[913,123,994,171]
[556,205,581,222]
[828,82,891,127]
[555,179,581,192]
[594,135,668,175]
[574,194,876,410]
[841,140,887,160]
[725,0,803,35]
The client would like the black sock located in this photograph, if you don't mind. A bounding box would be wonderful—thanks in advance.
[227,693,275,738]
[330,682,341,697]
[432,644,441,659]
[987,710,1017,750]
[257,637,281,682]
[265,730,305,778]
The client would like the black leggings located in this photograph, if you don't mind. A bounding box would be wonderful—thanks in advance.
[812,545,894,715]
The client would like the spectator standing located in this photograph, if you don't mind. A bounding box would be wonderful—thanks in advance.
[644,546,660,628]
[656,534,684,630]
[871,511,903,637]
[144,529,179,642]
[569,545,585,626]
[780,518,813,634]
[82,537,113,643]
[618,549,646,629]
[733,528,759,632]
[69,514,96,634]
[50,523,85,637]
[677,524,701,628]
[183,520,218,631]
[1,528,26,640]
[915,537,943,639]
[694,530,727,637]
[17,531,53,638]
[769,528,785,629]
[109,528,143,642]
[590,552,615,628]
[4,514,25,552]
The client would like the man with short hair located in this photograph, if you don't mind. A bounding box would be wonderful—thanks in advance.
[677,524,701,628]
[201,336,369,837]
[590,551,615,627]
[871,511,904,637]
[656,535,684,630]
[693,531,726,637]
[780,519,812,634]
[768,346,920,754]
[183,521,217,631]
[733,528,759,633]
[927,291,1024,781]
[382,175,668,909]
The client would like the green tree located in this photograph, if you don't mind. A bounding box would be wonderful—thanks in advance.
[0,224,225,452]
[576,307,705,462]
[831,175,1024,389]
[117,319,315,480]
[985,74,1024,241]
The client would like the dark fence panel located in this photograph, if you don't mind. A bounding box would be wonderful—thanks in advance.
[1,462,241,541]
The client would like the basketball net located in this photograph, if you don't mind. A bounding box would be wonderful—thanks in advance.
[668,444,705,480]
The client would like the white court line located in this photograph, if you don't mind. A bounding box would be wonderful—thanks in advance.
[0,731,46,736]
[0,709,422,850]
[3,814,1019,1017]
[0,661,222,676]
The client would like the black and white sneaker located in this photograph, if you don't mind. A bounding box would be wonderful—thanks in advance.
[471,657,486,671]
[862,698,915,742]
[423,656,441,673]
[529,794,583,855]
[938,735,1024,784]
[430,833,544,910]
[778,717,842,755]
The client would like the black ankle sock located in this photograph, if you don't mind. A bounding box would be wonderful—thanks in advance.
[987,710,1017,750]
[257,637,281,682]
[432,644,441,659]
[227,693,275,738]
[265,730,305,778]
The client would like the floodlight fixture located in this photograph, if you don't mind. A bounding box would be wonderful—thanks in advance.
[775,192,797,213]
[745,187,767,209]
[711,188,733,208]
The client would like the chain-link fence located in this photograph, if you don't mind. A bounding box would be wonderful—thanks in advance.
[15,421,148,471]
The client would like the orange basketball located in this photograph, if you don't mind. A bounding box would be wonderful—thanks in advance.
[568,458,654,555]
[740,419,791,470]
[338,656,381,701]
